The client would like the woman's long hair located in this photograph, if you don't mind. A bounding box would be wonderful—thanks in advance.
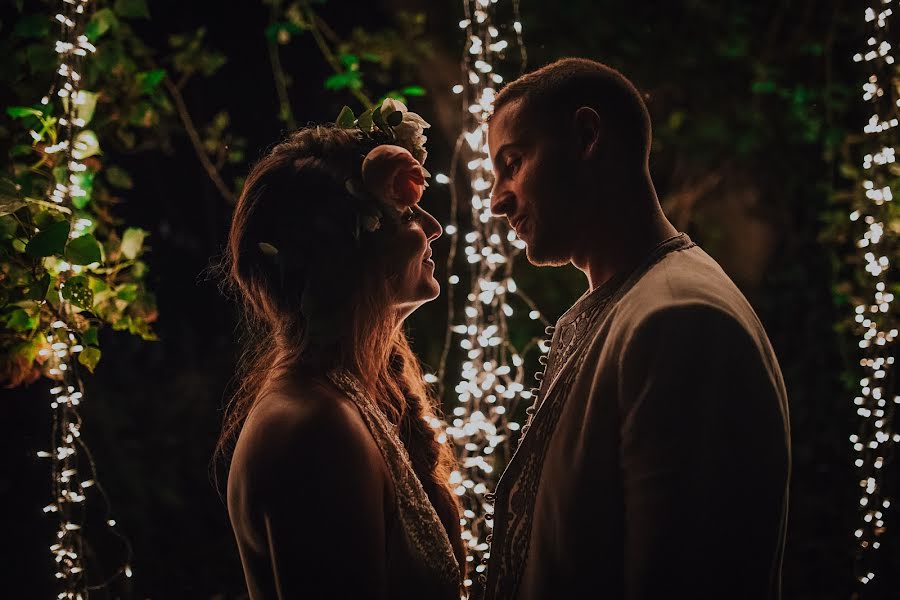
[213,124,465,569]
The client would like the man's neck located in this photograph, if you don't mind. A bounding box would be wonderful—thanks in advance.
[571,196,678,293]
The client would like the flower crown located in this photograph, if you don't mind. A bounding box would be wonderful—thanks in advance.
[258,98,431,261]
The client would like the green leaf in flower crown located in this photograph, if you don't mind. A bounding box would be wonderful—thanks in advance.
[356,108,374,132]
[61,275,94,309]
[25,220,70,259]
[72,130,101,160]
[65,234,102,265]
[372,104,388,132]
[78,347,101,373]
[336,106,355,128]
[105,165,134,189]
[85,8,118,41]
[120,227,147,260]
[386,110,403,127]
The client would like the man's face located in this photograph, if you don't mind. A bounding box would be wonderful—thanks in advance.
[487,100,578,267]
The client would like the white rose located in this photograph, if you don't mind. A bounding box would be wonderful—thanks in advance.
[380,98,430,164]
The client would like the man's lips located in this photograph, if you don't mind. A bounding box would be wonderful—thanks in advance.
[510,217,528,235]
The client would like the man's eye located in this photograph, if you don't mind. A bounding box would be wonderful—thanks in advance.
[505,157,521,174]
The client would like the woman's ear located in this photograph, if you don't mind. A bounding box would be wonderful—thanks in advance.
[573,106,602,161]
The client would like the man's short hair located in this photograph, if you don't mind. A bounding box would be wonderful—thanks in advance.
[491,58,652,166]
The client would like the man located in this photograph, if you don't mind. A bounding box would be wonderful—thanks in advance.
[482,58,791,599]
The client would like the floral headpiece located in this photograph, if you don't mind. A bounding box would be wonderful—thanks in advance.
[257,98,431,261]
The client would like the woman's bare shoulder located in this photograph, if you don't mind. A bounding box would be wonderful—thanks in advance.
[227,373,385,505]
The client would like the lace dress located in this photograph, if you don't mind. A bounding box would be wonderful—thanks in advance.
[325,368,461,600]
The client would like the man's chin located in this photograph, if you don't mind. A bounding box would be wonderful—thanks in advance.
[524,242,570,267]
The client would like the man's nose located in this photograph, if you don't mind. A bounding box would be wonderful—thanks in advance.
[489,188,514,217]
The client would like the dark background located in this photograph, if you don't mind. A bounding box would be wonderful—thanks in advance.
[4,0,899,598]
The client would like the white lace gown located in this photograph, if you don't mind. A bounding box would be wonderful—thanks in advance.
[325,369,461,600]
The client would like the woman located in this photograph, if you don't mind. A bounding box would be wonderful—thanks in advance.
[215,102,465,599]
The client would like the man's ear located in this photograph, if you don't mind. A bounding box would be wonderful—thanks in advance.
[572,106,602,160]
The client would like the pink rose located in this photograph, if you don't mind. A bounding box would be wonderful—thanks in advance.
[361,144,426,209]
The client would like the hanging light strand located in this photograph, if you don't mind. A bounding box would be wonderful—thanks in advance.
[849,1,900,589]
[429,0,536,594]
[32,2,134,597]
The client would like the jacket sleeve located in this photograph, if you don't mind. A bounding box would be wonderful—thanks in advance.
[617,303,790,600]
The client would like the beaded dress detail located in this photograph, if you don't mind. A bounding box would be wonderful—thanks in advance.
[325,368,461,597]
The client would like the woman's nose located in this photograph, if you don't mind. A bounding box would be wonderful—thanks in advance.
[425,211,442,241]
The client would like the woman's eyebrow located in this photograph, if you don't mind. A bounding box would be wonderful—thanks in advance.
[494,142,523,165]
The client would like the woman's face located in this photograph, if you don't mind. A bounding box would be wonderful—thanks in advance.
[387,202,443,313]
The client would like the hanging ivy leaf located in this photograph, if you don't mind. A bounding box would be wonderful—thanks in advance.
[325,71,362,91]
[24,273,51,301]
[62,90,99,125]
[13,15,52,39]
[5,106,45,119]
[25,220,70,259]
[120,227,147,260]
[114,0,150,19]
[72,130,101,160]
[82,326,99,346]
[78,347,101,373]
[4,308,38,332]
[65,234,102,265]
[0,178,26,217]
[136,69,167,94]
[0,216,17,240]
[85,8,118,41]
[105,165,134,189]
[61,275,94,309]
[70,171,95,209]
[115,283,138,302]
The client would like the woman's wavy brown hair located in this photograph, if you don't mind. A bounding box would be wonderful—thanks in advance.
[214,124,464,569]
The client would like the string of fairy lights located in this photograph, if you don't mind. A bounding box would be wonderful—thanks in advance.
[426,0,544,592]
[849,1,900,589]
[32,1,133,597]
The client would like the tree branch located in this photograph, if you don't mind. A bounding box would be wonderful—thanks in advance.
[163,77,235,205]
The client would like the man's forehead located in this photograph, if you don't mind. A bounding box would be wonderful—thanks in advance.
[488,100,530,152]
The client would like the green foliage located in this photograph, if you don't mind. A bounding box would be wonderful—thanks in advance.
[0,0,177,385]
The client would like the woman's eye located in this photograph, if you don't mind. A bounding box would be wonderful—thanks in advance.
[506,157,521,175]
[403,208,419,222]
